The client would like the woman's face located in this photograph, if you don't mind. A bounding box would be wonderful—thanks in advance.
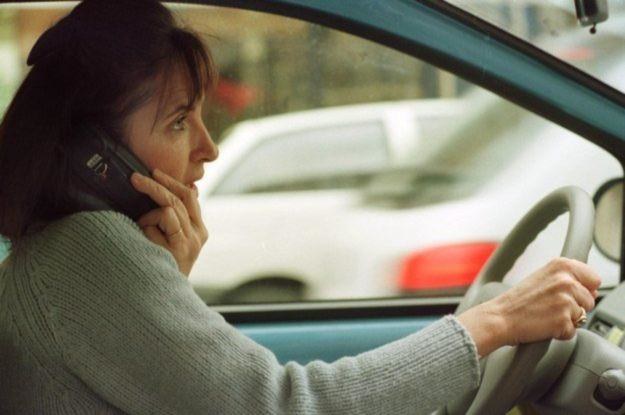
[125,67,218,190]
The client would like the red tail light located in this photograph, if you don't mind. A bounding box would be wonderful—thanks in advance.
[398,242,498,291]
[555,47,594,62]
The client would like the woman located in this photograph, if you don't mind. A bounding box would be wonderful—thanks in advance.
[0,0,600,413]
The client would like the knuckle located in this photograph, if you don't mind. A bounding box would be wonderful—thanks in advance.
[166,194,178,208]
[164,206,177,220]
[567,258,590,274]
[565,323,576,338]
[555,318,574,340]
[562,277,577,291]
[172,196,186,212]
[552,293,575,312]
[560,310,572,324]
[590,273,602,288]
[197,226,208,243]
[584,294,595,309]
[550,257,570,272]
[192,237,202,251]
[555,272,574,289]
[142,175,154,187]
[566,294,578,308]
[556,292,572,308]
[149,179,162,194]
[586,299,595,311]
[548,257,562,270]
[176,189,190,204]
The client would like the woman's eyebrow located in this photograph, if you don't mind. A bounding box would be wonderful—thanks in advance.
[150,101,190,133]
[162,103,192,121]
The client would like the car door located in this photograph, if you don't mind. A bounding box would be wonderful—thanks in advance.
[185,0,624,365]
[1,0,624,384]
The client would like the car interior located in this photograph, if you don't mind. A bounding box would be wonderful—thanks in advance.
[0,0,624,414]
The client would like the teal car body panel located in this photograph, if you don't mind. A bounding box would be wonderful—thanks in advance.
[239,317,439,364]
[0,239,8,262]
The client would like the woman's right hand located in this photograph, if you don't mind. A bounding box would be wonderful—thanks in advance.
[130,169,209,276]
[457,257,602,357]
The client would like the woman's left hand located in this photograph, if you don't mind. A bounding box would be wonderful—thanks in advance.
[130,169,208,276]
[457,257,601,357]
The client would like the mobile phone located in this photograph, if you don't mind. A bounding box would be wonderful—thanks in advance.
[67,125,158,220]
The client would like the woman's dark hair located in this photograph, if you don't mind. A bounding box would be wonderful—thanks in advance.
[0,0,216,243]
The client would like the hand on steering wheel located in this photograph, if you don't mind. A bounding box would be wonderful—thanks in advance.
[444,186,600,414]
[496,258,599,345]
[458,258,600,357]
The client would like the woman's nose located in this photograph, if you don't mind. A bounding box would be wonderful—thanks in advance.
[195,122,219,162]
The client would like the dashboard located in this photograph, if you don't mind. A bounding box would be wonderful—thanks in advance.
[534,284,625,414]
[590,286,625,351]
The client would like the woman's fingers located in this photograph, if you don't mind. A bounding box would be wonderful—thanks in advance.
[556,318,577,341]
[130,170,208,276]
[131,172,193,237]
[566,258,602,292]
[489,258,604,348]
[136,207,183,240]
[152,169,203,226]
[569,278,595,312]
[142,225,168,247]
[547,260,599,337]
[131,172,176,207]
[151,169,208,243]
[556,258,601,311]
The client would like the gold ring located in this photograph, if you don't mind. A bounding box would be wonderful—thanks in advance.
[575,308,587,328]
[167,228,183,238]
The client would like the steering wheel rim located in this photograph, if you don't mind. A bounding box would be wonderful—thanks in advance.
[448,186,595,414]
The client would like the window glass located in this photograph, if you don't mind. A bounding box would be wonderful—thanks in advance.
[445,1,625,94]
[0,3,621,305]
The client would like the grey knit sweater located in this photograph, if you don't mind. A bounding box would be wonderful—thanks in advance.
[0,210,480,414]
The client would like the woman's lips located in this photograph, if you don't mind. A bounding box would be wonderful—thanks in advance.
[187,173,202,192]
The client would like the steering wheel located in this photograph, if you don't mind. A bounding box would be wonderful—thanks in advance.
[444,186,596,414]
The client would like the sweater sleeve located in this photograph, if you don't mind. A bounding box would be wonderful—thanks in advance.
[40,211,479,415]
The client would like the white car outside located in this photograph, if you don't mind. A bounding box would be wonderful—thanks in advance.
[189,22,625,303]
[189,99,466,301]
[191,90,621,303]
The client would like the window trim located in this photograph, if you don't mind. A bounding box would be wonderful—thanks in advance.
[217,296,460,324]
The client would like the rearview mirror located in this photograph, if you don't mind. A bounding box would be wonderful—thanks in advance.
[574,0,609,31]
[594,178,623,261]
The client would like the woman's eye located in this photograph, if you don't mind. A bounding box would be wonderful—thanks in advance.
[173,116,187,131]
